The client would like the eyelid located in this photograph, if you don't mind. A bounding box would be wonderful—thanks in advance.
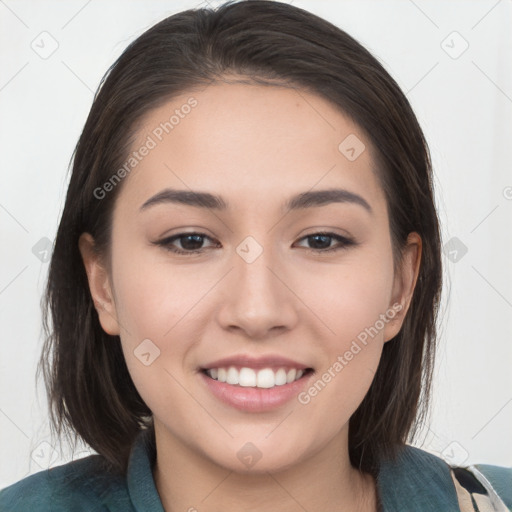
[293,231,356,252]
[153,230,357,256]
[154,232,218,253]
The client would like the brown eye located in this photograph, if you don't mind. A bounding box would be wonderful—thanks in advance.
[154,233,218,255]
[295,232,357,253]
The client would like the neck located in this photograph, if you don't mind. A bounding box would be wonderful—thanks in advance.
[152,420,378,512]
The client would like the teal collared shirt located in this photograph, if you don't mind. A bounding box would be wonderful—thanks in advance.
[1,429,511,511]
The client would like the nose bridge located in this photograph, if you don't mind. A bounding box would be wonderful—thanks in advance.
[217,233,298,337]
[234,234,283,302]
[235,236,279,292]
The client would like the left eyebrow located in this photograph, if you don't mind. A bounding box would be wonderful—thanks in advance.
[284,188,372,215]
[139,187,373,215]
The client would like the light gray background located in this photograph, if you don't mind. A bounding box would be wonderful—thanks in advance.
[1,0,511,489]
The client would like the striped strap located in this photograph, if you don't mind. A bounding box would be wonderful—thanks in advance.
[450,466,510,511]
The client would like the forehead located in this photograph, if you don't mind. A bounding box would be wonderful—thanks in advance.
[116,82,386,216]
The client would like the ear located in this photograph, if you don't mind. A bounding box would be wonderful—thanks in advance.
[78,232,120,336]
[383,232,422,343]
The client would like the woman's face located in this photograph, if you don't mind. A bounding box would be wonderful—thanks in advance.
[80,82,420,473]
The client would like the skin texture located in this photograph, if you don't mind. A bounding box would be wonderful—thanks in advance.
[79,82,421,512]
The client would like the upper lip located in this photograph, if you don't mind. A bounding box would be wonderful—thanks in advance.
[200,354,313,371]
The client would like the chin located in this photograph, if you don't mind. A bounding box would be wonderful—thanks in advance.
[205,437,309,475]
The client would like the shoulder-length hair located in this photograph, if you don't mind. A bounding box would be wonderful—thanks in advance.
[39,0,442,476]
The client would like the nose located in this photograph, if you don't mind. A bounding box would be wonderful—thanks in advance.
[216,239,299,340]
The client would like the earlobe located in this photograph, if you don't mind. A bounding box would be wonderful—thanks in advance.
[78,232,121,336]
[383,232,422,343]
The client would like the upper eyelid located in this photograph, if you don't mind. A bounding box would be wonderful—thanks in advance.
[160,231,353,247]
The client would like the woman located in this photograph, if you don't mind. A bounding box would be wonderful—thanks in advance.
[1,1,510,510]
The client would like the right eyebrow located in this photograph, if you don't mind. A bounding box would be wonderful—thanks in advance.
[140,189,227,212]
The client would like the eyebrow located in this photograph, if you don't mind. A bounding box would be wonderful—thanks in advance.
[139,188,372,215]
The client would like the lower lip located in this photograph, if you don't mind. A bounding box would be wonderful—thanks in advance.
[199,370,313,413]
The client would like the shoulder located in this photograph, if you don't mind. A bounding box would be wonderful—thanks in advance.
[469,463,512,508]
[378,444,458,496]
[0,454,133,512]
[379,444,512,511]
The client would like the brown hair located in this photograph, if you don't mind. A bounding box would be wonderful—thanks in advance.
[38,0,442,477]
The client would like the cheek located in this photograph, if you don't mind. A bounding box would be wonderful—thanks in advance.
[110,240,200,340]
[297,291,388,440]
[109,240,227,403]
[295,250,394,409]
[298,250,395,343]
[108,244,198,395]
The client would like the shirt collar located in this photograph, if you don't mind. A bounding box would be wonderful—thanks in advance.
[377,443,460,511]
[126,428,460,511]
[126,427,164,512]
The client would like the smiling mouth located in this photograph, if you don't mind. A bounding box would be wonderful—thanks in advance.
[201,367,314,389]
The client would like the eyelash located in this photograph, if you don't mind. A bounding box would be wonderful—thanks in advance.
[154,231,357,256]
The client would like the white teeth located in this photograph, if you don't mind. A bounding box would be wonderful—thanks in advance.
[205,366,308,388]
[256,368,275,388]
[274,368,287,386]
[226,367,239,385]
[239,367,257,387]
[286,368,296,383]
